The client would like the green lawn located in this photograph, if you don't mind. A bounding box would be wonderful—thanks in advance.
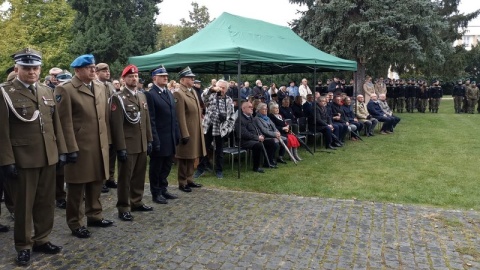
[167,99,480,211]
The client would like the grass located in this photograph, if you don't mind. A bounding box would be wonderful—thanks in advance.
[162,99,480,211]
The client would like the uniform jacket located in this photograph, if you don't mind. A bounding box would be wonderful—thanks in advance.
[465,84,479,100]
[173,84,206,159]
[429,86,443,98]
[54,75,110,183]
[110,88,153,154]
[452,85,465,97]
[0,79,67,168]
[363,82,375,103]
[375,82,387,96]
[144,84,179,157]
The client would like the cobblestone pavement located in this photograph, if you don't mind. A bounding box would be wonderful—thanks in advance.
[1,186,479,270]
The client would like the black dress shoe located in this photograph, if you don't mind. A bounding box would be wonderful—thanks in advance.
[253,168,265,173]
[87,218,114,227]
[153,194,167,204]
[131,204,153,212]
[162,191,178,199]
[369,133,375,136]
[71,226,91,238]
[16,249,30,266]
[101,184,109,193]
[187,182,202,188]
[326,145,337,150]
[268,165,278,169]
[32,242,62,254]
[276,158,287,164]
[179,185,192,192]
[105,179,117,188]
[56,199,67,209]
[333,142,343,147]
[118,212,134,221]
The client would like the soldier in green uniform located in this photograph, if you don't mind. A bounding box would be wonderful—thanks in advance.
[110,65,153,221]
[0,48,67,266]
[54,55,114,239]
[466,80,479,114]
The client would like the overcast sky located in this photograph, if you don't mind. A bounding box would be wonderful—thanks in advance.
[157,0,480,27]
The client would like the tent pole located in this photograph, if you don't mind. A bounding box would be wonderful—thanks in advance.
[313,68,317,153]
[237,60,242,179]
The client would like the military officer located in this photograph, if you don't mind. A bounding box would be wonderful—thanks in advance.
[465,79,478,114]
[144,65,180,204]
[429,80,443,113]
[396,80,406,113]
[0,48,67,266]
[96,63,118,193]
[452,80,465,113]
[54,54,113,239]
[110,65,153,221]
[173,67,206,192]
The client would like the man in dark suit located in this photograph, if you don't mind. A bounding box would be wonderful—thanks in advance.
[0,48,67,266]
[367,93,395,134]
[144,66,180,204]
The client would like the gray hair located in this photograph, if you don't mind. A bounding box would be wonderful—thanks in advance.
[269,103,279,113]
[256,102,267,112]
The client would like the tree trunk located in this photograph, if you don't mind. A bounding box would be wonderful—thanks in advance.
[354,61,366,99]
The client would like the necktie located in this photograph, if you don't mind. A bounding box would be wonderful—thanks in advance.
[28,85,35,96]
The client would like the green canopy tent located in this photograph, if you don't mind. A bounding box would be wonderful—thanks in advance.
[129,12,357,74]
[129,12,357,178]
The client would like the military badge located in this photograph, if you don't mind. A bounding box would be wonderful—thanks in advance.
[111,103,117,111]
[174,98,178,103]
[55,95,62,103]
[142,102,147,109]
[122,95,126,99]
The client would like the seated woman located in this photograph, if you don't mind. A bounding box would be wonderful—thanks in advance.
[267,103,301,161]
[253,103,285,167]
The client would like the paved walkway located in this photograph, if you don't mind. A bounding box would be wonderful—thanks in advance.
[0,187,479,269]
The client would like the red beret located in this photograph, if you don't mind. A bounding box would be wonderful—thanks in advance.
[121,64,138,77]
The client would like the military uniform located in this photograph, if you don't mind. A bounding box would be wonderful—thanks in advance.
[429,83,443,113]
[386,82,395,112]
[0,49,67,265]
[54,55,112,236]
[173,67,206,191]
[110,65,153,219]
[452,82,465,113]
[465,83,479,114]
[396,81,406,113]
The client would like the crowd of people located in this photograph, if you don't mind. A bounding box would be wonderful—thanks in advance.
[0,48,407,266]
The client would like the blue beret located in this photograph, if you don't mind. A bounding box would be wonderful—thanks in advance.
[70,54,95,68]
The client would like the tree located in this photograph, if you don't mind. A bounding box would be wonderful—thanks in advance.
[290,0,480,91]
[179,2,212,40]
[0,0,75,80]
[68,0,161,77]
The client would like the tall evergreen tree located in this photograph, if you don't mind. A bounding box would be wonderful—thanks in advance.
[290,0,479,88]
[68,0,161,77]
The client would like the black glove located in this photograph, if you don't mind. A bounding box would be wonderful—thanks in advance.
[117,149,128,162]
[181,137,190,145]
[147,142,153,156]
[57,154,67,169]
[67,152,78,164]
[154,144,161,152]
[2,164,17,179]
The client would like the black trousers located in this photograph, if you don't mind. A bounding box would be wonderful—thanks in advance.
[149,155,173,196]
[198,126,224,173]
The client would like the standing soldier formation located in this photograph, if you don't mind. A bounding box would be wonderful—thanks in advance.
[0,48,67,266]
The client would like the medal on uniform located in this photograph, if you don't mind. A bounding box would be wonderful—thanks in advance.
[122,95,126,99]
[142,102,147,109]
[22,104,27,116]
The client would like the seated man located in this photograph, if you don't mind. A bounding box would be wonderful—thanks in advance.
[302,94,314,118]
[367,93,395,135]
[330,95,351,142]
[355,94,378,136]
[291,95,304,119]
[307,96,340,149]
[236,101,276,173]
[253,103,282,168]
[279,97,296,122]
[343,96,363,140]
[378,94,401,132]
